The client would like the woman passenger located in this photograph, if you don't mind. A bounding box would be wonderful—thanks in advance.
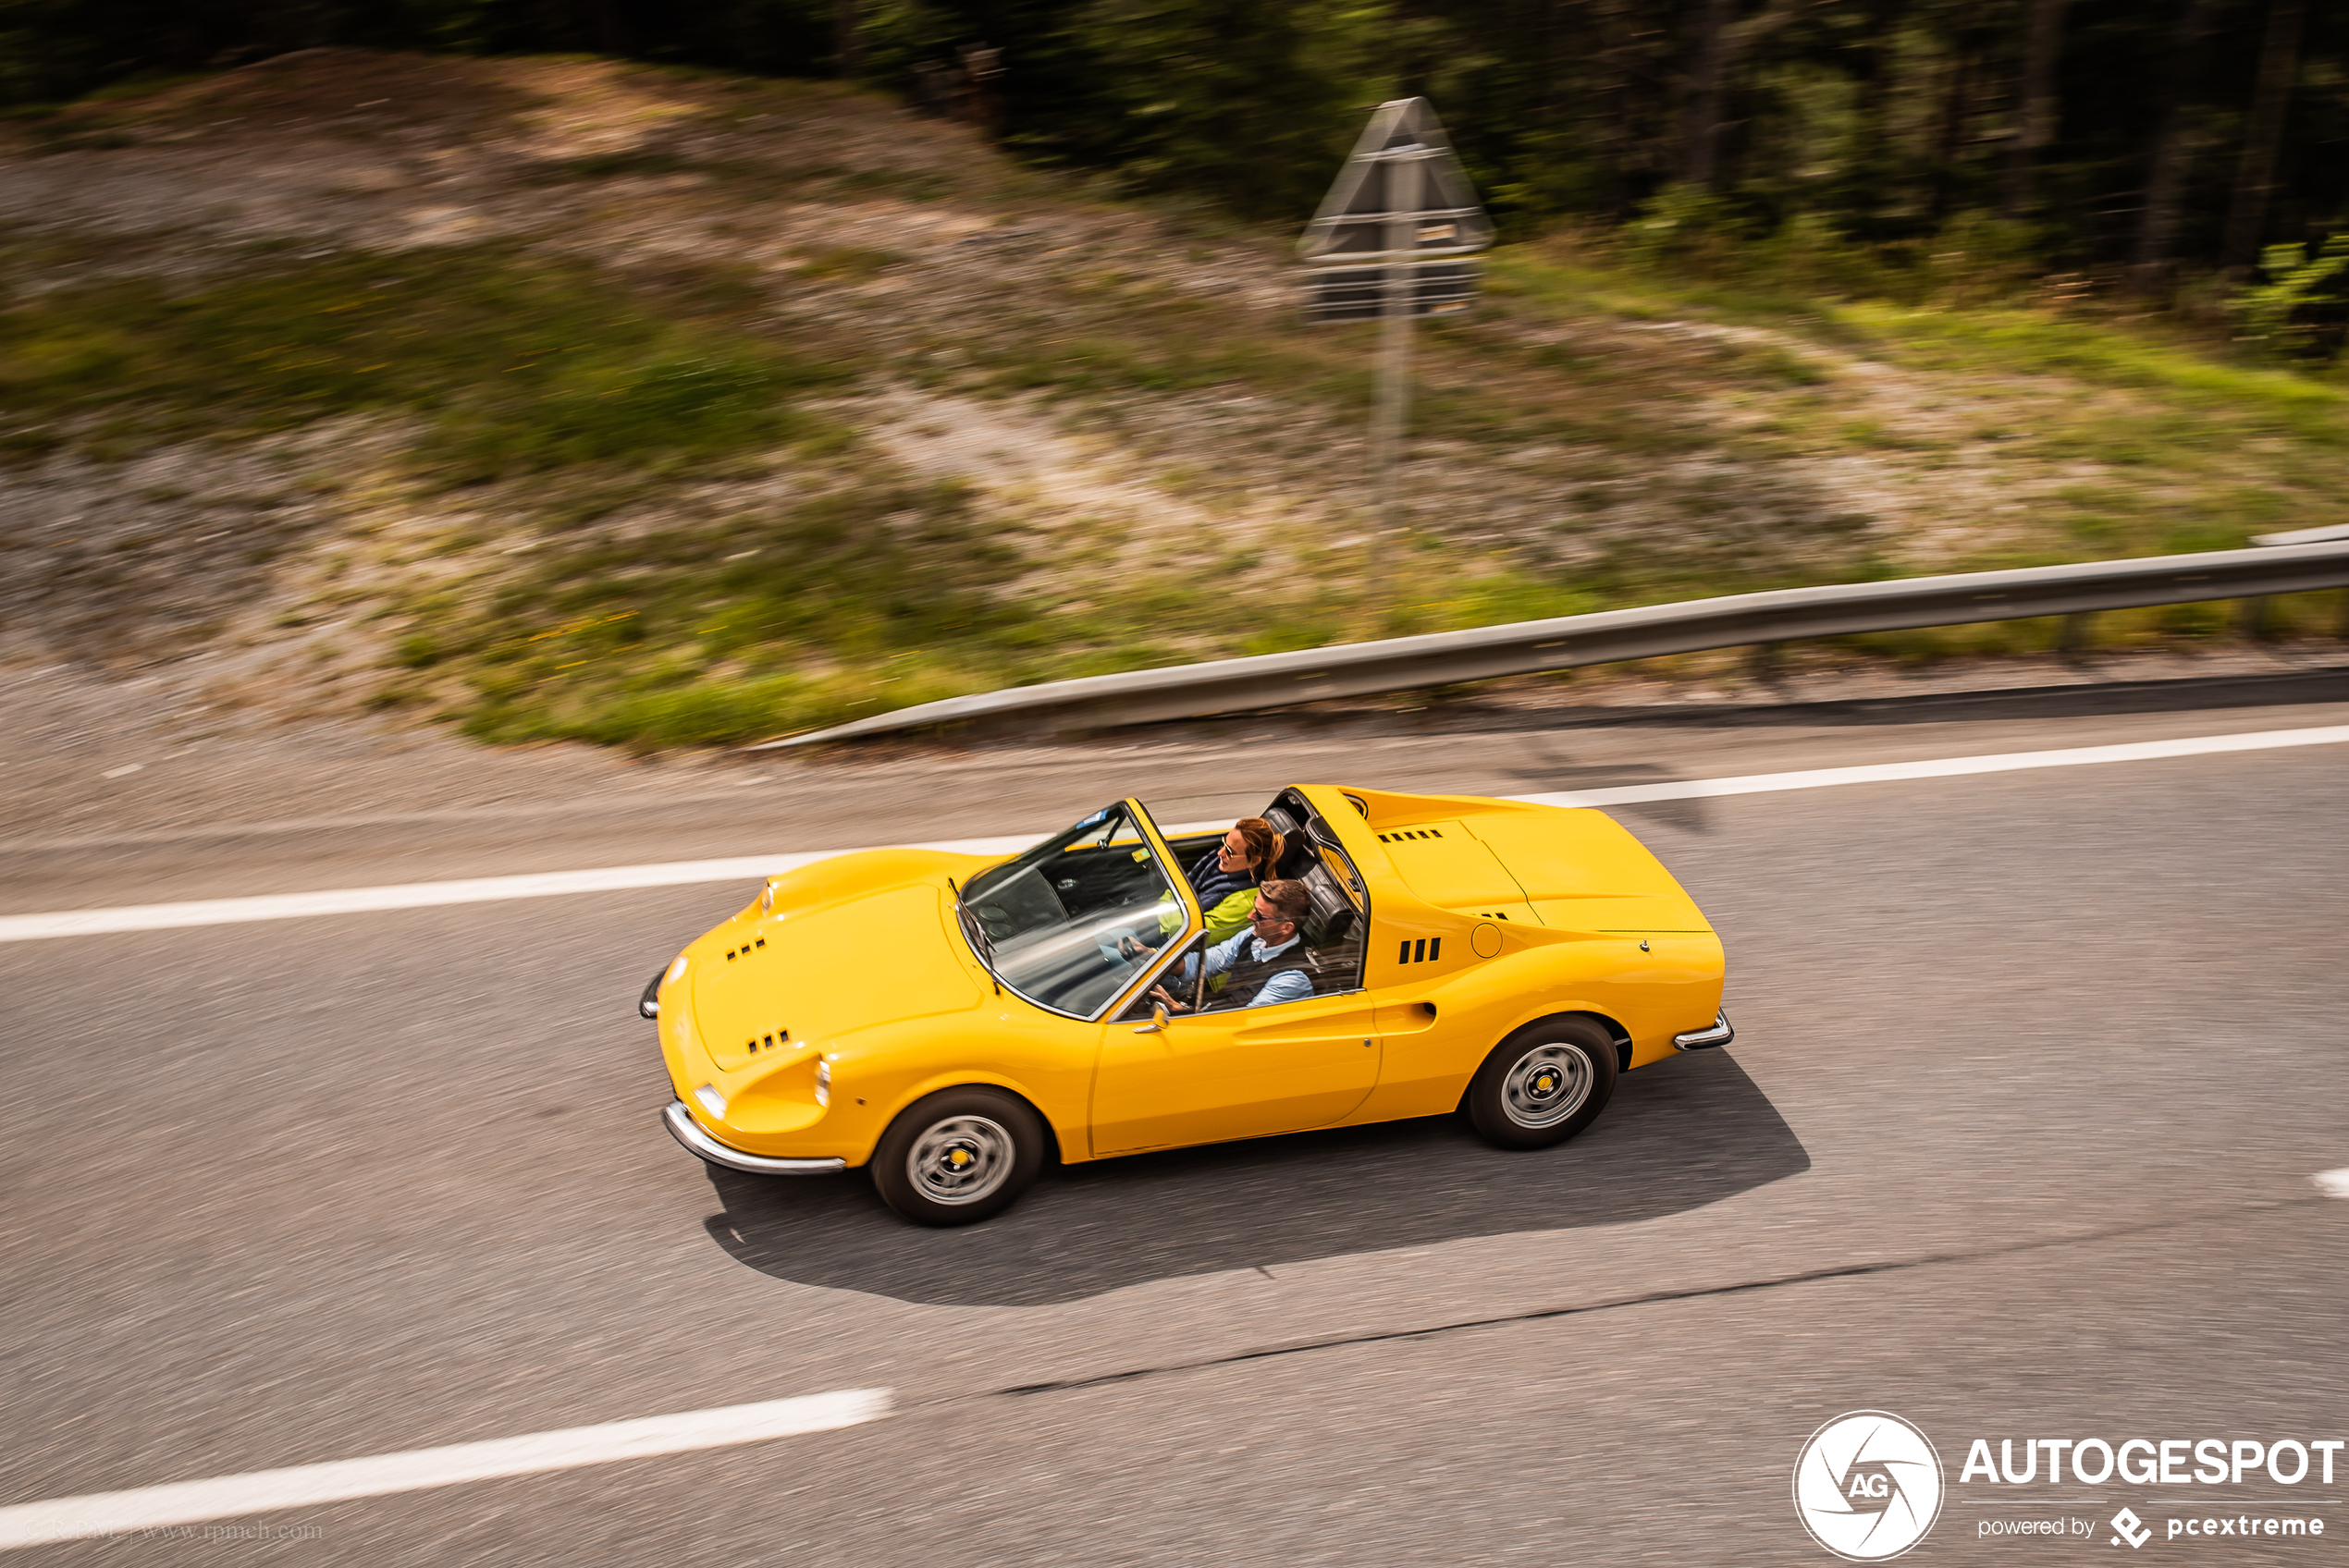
[1187,817,1284,943]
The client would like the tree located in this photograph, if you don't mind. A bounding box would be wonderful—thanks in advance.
[835,0,865,78]
[1678,0,1738,188]
[2128,0,2225,292]
[1676,0,1805,192]
[2000,0,2071,218]
[1043,0,1392,221]
[2221,0,2306,273]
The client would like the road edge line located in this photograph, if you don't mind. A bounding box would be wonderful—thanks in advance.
[0,1388,892,1550]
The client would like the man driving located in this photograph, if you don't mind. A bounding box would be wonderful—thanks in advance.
[1151,879,1315,1013]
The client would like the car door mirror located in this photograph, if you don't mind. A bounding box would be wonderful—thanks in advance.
[1134,998,1171,1035]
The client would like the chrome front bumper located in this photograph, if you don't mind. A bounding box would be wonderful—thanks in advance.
[662,1100,847,1175]
[1672,1010,1735,1051]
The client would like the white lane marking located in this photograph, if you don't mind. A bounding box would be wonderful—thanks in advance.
[0,1388,890,1550]
[2315,1169,2349,1199]
[3,724,2345,944]
[1512,724,2349,809]
[0,836,1036,943]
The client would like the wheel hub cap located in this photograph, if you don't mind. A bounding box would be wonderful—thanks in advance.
[908,1114,1015,1206]
[1501,1043,1594,1130]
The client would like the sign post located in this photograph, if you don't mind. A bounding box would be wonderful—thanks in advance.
[1300,100,1492,595]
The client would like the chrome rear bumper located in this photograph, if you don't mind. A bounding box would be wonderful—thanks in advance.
[1672,1010,1735,1051]
[662,1100,847,1175]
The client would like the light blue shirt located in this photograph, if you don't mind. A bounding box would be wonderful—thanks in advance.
[1199,927,1314,1009]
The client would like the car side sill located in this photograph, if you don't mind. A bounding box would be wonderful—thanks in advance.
[662,1099,847,1174]
[1671,1010,1734,1051]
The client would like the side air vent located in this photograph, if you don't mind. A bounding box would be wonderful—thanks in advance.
[1396,937,1444,964]
[1377,827,1446,843]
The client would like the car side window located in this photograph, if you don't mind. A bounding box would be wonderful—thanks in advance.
[1114,935,1208,1022]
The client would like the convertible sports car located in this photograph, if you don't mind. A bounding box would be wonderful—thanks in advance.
[648,784,1729,1225]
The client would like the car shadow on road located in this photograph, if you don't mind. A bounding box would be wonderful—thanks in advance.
[700,1047,1807,1306]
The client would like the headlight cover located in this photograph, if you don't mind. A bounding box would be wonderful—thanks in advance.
[642,954,688,1019]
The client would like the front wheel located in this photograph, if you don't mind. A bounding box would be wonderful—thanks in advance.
[1466,1016,1619,1150]
[870,1086,1045,1226]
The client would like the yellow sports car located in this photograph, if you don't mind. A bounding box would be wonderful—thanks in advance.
[648,785,1729,1225]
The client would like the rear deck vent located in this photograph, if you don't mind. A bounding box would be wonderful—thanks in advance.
[1377,827,1448,843]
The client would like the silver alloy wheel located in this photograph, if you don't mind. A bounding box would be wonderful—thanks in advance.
[1499,1042,1595,1130]
[906,1113,1016,1206]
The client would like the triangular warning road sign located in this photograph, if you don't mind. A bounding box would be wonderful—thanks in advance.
[1298,98,1493,263]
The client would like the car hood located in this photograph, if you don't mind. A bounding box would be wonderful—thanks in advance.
[691,853,984,1072]
[1458,809,1713,934]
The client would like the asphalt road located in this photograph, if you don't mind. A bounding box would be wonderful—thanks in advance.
[5,668,2347,1565]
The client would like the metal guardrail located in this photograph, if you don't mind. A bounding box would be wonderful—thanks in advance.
[755,539,2349,748]
[2255,522,2349,547]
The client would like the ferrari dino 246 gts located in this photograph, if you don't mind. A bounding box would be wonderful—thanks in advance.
[648,784,1729,1225]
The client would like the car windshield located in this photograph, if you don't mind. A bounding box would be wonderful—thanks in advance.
[957,802,1186,1018]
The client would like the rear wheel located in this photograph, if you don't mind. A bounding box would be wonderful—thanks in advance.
[870,1086,1045,1226]
[1466,1016,1618,1149]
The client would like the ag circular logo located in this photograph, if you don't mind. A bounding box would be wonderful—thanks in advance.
[1792,1410,1945,1561]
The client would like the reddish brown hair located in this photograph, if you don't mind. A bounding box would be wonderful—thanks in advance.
[1232,816,1285,881]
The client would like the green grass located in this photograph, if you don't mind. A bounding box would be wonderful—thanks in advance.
[0,245,851,477]
[1835,300,2345,425]
[394,489,1645,747]
[796,246,905,281]
[1489,239,2349,565]
[958,287,1708,456]
[413,478,1048,745]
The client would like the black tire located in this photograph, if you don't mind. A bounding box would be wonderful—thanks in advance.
[870,1086,1045,1226]
[1466,1015,1619,1150]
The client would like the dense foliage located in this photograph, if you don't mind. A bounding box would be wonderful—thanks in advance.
[4,0,2344,340]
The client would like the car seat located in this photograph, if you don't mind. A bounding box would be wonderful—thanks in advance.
[1292,862,1364,993]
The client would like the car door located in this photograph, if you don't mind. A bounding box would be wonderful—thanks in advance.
[1090,975,1384,1156]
